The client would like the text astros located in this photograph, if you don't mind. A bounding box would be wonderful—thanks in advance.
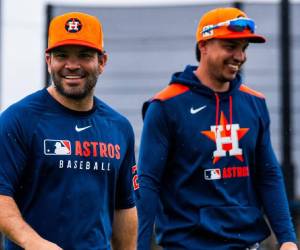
[74,140,121,159]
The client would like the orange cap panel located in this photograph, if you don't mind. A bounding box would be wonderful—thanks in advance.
[46,12,104,53]
[196,7,266,43]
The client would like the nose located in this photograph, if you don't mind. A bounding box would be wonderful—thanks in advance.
[65,56,80,70]
[233,48,246,63]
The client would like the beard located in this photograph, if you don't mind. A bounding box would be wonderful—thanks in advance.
[50,69,98,100]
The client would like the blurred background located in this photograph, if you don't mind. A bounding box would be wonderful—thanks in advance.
[0,0,299,249]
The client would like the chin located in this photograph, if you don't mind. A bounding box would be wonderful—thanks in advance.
[226,72,238,81]
[64,91,88,100]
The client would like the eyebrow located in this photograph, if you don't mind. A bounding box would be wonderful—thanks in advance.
[222,40,249,47]
[223,40,239,45]
[78,49,97,53]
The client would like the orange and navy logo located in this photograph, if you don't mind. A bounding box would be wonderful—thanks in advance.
[65,18,82,33]
[44,139,71,155]
[201,112,249,164]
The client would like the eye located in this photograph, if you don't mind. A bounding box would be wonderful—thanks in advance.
[79,52,94,59]
[226,44,236,50]
[53,53,67,59]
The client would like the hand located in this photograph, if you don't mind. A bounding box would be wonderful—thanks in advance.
[24,238,63,250]
[280,242,298,250]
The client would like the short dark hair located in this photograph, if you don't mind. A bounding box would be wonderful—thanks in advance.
[98,51,105,60]
[196,43,201,62]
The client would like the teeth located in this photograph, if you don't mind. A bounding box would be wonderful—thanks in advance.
[228,64,239,70]
[65,75,81,79]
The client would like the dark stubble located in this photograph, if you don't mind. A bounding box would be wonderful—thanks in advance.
[50,69,99,100]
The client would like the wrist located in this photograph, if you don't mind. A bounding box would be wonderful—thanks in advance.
[21,231,43,249]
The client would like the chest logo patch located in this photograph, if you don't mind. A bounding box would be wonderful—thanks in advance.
[75,125,92,132]
[44,139,71,155]
[190,105,206,114]
[201,112,249,164]
[204,169,221,180]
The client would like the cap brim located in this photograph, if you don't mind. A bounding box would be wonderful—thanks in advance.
[216,33,266,43]
[46,39,103,53]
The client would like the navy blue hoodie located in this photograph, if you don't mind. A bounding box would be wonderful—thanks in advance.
[136,65,296,250]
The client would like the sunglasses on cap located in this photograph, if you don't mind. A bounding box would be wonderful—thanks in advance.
[202,17,255,34]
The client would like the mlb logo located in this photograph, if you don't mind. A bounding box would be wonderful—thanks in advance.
[202,25,214,37]
[204,169,221,180]
[44,139,71,155]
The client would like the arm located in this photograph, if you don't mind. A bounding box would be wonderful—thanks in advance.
[0,195,62,250]
[0,107,62,249]
[111,207,137,250]
[256,100,297,246]
[136,101,170,250]
[111,121,137,250]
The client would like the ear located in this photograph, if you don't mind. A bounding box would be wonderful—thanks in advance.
[45,53,52,74]
[98,53,108,74]
[198,40,208,55]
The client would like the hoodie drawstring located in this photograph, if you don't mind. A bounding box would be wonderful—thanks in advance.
[214,94,233,126]
[229,95,233,125]
[215,93,220,126]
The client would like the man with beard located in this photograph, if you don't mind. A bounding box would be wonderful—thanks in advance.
[136,7,298,250]
[0,12,137,250]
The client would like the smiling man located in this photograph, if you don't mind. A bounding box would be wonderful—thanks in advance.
[0,12,137,250]
[136,7,298,250]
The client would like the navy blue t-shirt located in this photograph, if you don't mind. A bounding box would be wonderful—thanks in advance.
[0,89,136,250]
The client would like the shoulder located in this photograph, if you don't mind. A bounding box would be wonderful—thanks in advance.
[238,84,265,99]
[94,97,130,123]
[94,97,134,134]
[0,90,48,146]
[142,83,190,118]
[238,84,270,121]
[1,89,47,123]
[153,83,190,101]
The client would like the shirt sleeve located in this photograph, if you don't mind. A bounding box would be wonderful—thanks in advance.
[136,101,171,250]
[0,108,28,197]
[115,122,136,209]
[256,99,297,244]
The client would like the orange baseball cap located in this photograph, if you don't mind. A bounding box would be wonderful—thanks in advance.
[46,12,104,53]
[196,7,266,43]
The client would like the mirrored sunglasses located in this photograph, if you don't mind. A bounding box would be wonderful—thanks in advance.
[202,17,256,35]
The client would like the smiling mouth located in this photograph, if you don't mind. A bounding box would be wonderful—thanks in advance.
[228,63,239,69]
[64,75,83,79]
[227,63,240,72]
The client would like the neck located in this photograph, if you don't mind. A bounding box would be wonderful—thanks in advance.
[47,85,94,112]
[194,64,230,93]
